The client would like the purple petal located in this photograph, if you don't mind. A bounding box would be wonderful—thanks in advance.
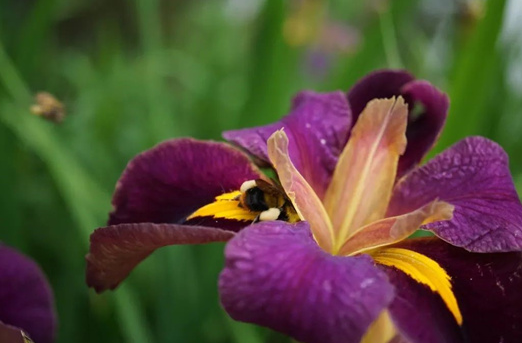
[109,138,262,226]
[388,137,522,252]
[86,223,234,292]
[219,221,394,343]
[347,70,414,120]
[399,81,449,176]
[223,91,351,199]
[387,238,522,343]
[0,244,56,343]
[380,263,462,343]
[347,70,448,177]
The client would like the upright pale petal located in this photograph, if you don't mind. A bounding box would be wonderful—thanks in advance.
[340,200,454,255]
[388,137,522,252]
[219,221,394,343]
[323,97,408,252]
[267,130,334,252]
[347,70,448,178]
[224,91,352,198]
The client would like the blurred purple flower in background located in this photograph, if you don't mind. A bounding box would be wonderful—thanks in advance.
[0,244,56,343]
[86,70,522,343]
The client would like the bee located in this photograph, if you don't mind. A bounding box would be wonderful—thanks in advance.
[237,179,300,223]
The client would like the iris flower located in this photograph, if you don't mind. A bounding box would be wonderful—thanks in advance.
[86,70,522,343]
[0,244,56,343]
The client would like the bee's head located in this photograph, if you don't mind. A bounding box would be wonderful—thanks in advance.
[240,180,257,193]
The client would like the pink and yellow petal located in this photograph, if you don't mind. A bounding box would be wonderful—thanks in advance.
[323,97,408,252]
[347,70,448,178]
[267,130,334,252]
[224,91,352,198]
[340,200,453,255]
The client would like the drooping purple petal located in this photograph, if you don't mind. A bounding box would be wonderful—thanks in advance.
[380,264,463,343]
[387,137,522,252]
[109,138,262,226]
[399,81,448,177]
[347,70,414,119]
[219,221,394,343]
[347,70,448,177]
[0,244,56,343]
[86,223,235,292]
[386,237,522,343]
[223,91,351,199]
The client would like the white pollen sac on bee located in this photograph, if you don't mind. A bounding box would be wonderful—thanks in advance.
[240,180,257,193]
[259,208,281,221]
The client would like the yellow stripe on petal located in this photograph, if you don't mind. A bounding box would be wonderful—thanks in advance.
[267,130,335,252]
[370,247,463,325]
[323,97,408,254]
[215,191,242,201]
[187,191,258,222]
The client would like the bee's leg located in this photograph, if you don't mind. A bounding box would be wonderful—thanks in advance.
[277,208,289,221]
[252,213,261,224]
[259,208,282,222]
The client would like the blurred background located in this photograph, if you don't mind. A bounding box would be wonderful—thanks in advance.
[0,0,521,342]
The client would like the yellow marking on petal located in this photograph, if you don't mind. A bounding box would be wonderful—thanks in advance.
[323,97,408,254]
[340,200,454,256]
[215,191,241,201]
[360,310,397,343]
[267,129,335,252]
[370,247,463,325]
[187,191,258,222]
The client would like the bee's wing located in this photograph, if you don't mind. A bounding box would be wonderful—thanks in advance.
[255,178,290,201]
[254,179,281,195]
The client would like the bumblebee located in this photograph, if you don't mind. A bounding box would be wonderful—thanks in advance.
[237,179,300,223]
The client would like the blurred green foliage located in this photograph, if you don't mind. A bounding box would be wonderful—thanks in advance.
[0,0,521,342]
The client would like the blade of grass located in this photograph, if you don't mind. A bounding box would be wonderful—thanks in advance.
[135,0,178,143]
[379,6,403,69]
[0,39,154,343]
[240,0,300,127]
[434,0,507,151]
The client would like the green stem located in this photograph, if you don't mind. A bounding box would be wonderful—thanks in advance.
[379,7,402,69]
[0,39,154,343]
